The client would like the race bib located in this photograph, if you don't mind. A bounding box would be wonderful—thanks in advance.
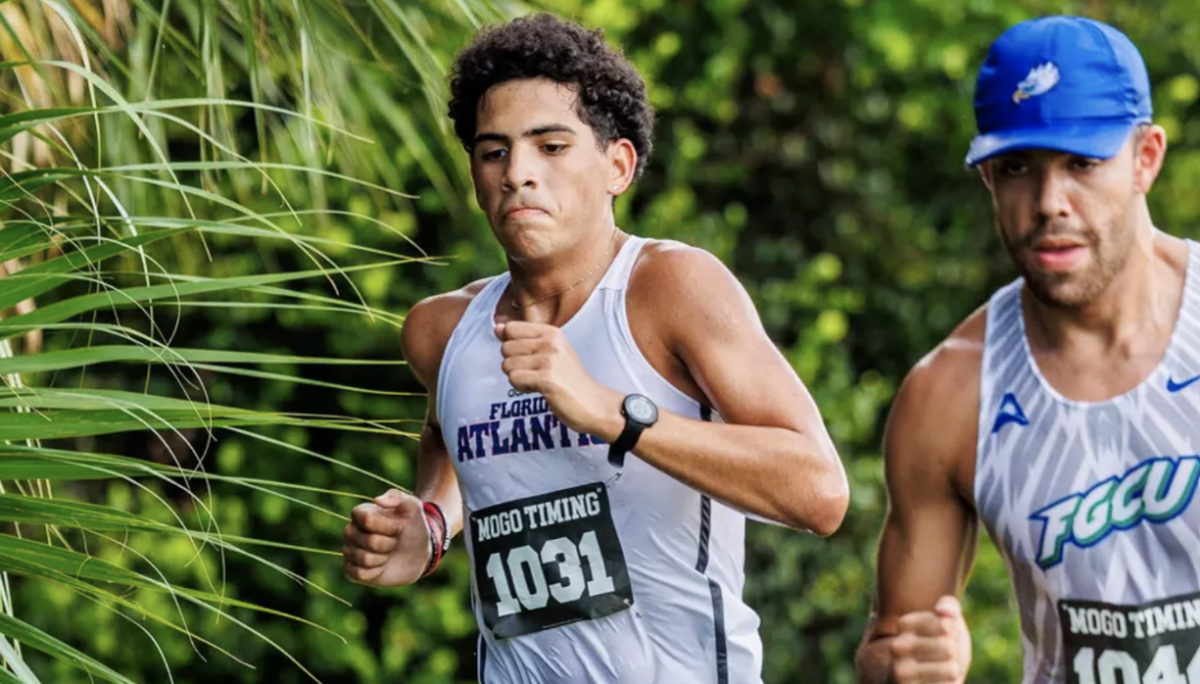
[1060,592,1200,684]
[469,483,634,639]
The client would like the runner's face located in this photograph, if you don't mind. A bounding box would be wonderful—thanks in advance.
[470,78,622,263]
[981,135,1150,309]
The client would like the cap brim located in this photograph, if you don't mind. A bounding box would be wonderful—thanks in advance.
[964,121,1137,167]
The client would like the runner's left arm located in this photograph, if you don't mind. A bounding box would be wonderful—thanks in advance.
[402,294,465,538]
[621,245,848,533]
[499,245,848,533]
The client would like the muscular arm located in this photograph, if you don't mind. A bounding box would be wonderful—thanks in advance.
[408,411,463,538]
[400,290,479,538]
[342,288,482,588]
[618,246,849,534]
[855,322,984,684]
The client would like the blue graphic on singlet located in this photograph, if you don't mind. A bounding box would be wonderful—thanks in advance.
[1030,456,1200,569]
[455,393,606,462]
[992,391,1030,434]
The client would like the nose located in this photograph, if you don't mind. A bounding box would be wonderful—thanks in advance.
[1035,166,1072,222]
[501,144,538,192]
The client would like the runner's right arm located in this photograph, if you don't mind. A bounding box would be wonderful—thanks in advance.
[855,318,985,684]
[342,289,477,587]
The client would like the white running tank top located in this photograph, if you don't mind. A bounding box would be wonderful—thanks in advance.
[976,240,1200,684]
[437,236,764,684]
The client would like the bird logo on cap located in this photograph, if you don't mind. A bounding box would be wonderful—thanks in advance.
[1013,62,1060,103]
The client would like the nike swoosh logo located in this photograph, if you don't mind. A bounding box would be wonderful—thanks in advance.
[1167,375,1200,393]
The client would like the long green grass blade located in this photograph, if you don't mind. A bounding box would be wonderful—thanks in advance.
[0,258,415,337]
[0,345,406,374]
[0,638,38,684]
[0,612,133,684]
[0,532,342,628]
[0,493,188,534]
[0,541,327,679]
[0,447,374,503]
[0,636,39,684]
[0,228,178,312]
[0,224,53,262]
[0,491,345,545]
[104,161,416,199]
[0,412,281,442]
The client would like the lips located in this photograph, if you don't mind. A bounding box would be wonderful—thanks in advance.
[503,205,547,220]
[1031,238,1087,271]
[1034,236,1086,251]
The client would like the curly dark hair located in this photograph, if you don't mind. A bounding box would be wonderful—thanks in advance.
[448,13,655,179]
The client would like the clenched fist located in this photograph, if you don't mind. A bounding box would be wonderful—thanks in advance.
[890,596,972,684]
[342,489,432,588]
[497,320,621,438]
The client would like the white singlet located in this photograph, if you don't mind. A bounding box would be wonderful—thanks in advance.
[976,240,1200,684]
[436,235,764,683]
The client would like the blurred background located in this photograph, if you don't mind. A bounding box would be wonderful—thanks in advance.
[3,0,1200,683]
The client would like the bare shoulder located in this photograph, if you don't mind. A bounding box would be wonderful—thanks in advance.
[885,305,988,498]
[629,239,740,293]
[400,277,495,389]
[627,240,757,333]
[900,306,988,412]
[622,239,763,403]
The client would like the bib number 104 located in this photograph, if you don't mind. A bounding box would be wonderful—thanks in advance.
[1074,646,1200,684]
[485,531,616,616]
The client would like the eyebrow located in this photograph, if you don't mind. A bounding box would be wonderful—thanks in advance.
[472,124,578,147]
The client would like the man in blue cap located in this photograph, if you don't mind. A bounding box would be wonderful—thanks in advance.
[856,15,1200,684]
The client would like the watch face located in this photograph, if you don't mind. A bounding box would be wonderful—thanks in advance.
[625,395,657,424]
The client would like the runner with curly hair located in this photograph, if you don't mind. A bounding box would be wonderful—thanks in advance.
[341,12,849,684]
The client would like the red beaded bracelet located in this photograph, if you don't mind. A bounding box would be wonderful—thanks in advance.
[421,501,450,577]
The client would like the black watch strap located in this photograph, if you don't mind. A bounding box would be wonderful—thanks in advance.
[608,395,657,468]
[607,421,646,468]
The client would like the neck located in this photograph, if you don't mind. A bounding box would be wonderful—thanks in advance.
[1023,227,1180,355]
[506,222,624,324]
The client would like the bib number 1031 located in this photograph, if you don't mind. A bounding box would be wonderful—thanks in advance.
[484,531,615,616]
[469,483,634,638]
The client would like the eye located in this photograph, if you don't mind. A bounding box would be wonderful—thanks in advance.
[1069,157,1099,171]
[997,159,1028,177]
[479,148,507,162]
[542,143,568,154]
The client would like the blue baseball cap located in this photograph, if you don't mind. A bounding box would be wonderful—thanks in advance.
[965,16,1152,167]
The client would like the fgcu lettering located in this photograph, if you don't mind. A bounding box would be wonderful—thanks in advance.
[1032,456,1200,569]
[456,394,606,462]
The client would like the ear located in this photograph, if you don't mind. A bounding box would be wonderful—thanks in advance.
[606,138,638,196]
[1133,125,1167,195]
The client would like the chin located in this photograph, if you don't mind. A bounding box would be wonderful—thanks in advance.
[1024,271,1108,309]
[1021,245,1128,310]
[495,223,558,262]
[1027,283,1090,309]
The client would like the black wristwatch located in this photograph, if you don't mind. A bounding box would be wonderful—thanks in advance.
[608,394,659,468]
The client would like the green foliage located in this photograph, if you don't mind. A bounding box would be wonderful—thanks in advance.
[5,0,1200,683]
[0,0,492,682]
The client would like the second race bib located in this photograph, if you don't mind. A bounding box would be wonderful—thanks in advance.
[469,482,634,639]
[1060,592,1200,684]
